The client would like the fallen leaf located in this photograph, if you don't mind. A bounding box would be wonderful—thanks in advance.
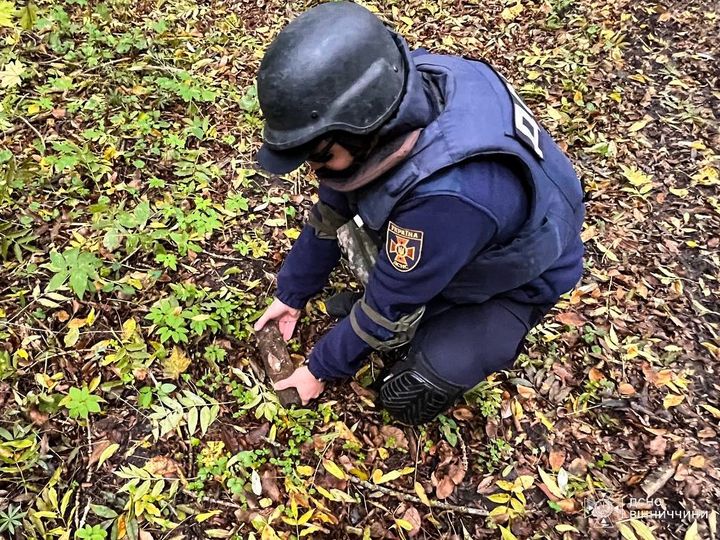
[89,439,113,466]
[435,475,456,499]
[555,311,585,326]
[648,436,667,457]
[145,455,182,478]
[549,448,566,471]
[663,393,685,409]
[402,506,422,537]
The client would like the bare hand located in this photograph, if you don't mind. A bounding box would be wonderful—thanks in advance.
[254,297,301,341]
[274,366,325,405]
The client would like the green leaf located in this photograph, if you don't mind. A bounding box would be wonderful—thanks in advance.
[18,1,35,30]
[90,504,118,519]
[103,228,123,251]
[69,271,88,299]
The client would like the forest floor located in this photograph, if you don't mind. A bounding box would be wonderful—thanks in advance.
[0,0,718,539]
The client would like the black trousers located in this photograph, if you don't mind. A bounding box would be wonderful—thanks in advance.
[405,296,553,389]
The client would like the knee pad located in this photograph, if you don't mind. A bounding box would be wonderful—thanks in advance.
[378,367,463,425]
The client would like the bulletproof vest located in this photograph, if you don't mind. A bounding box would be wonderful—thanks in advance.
[355,54,585,304]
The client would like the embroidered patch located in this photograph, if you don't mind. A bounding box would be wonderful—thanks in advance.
[386,221,424,272]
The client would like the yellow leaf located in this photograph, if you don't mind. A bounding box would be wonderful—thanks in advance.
[500,525,519,540]
[195,510,222,523]
[122,318,137,341]
[371,469,383,484]
[284,228,301,240]
[414,482,431,507]
[535,410,554,431]
[555,524,579,533]
[669,187,689,198]
[628,118,651,132]
[620,165,653,188]
[322,460,347,480]
[375,467,414,484]
[617,522,639,540]
[349,467,369,481]
[296,465,314,477]
[630,519,656,540]
[395,518,414,531]
[663,393,685,409]
[684,521,699,540]
[700,404,720,419]
[64,327,80,348]
[496,480,515,491]
[487,493,511,504]
[693,166,718,186]
[96,443,119,469]
[163,347,191,379]
[315,485,335,501]
[538,468,564,498]
[500,2,523,21]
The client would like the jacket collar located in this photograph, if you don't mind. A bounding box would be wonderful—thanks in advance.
[319,34,436,193]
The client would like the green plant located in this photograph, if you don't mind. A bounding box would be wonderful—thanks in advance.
[437,415,460,447]
[0,504,27,535]
[75,524,107,539]
[0,424,41,475]
[60,386,103,419]
[464,378,503,418]
[477,438,513,473]
[100,319,154,383]
[43,248,102,299]
[146,297,190,344]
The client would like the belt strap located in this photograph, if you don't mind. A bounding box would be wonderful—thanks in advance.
[349,296,425,351]
[307,202,348,240]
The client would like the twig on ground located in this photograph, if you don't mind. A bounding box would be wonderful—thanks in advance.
[76,422,93,531]
[182,490,243,510]
[347,476,488,517]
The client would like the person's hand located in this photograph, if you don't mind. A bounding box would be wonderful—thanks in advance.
[274,365,325,405]
[254,297,301,341]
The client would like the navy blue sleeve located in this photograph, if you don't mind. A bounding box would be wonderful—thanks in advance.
[307,194,499,380]
[276,185,352,309]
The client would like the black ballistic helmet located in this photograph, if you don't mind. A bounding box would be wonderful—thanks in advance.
[256,1,406,173]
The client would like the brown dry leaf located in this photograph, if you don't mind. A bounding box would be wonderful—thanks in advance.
[380,425,409,451]
[138,531,154,540]
[549,448,566,471]
[555,499,578,513]
[588,367,606,382]
[516,384,536,399]
[145,455,183,478]
[29,408,49,427]
[88,439,113,467]
[261,469,281,502]
[402,506,422,537]
[555,311,585,326]
[648,435,667,457]
[448,463,466,485]
[618,383,636,396]
[452,406,474,421]
[435,475,456,499]
[689,455,705,469]
[567,457,588,476]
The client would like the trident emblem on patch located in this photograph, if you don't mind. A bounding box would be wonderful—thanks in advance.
[386,221,424,272]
